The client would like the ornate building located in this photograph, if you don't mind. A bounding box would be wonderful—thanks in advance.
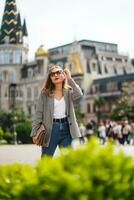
[0,0,134,122]
[0,0,28,109]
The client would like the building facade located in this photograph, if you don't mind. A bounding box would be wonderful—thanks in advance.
[0,0,134,122]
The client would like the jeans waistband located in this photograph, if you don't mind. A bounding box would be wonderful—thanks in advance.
[53,117,68,123]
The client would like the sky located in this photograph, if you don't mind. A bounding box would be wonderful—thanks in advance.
[0,0,134,60]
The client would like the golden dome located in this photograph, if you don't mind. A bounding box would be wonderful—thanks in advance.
[35,45,48,57]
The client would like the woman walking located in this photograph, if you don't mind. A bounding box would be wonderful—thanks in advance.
[31,65,83,156]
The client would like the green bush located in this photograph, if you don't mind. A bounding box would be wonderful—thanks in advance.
[3,131,14,144]
[0,164,36,200]
[0,127,4,140]
[0,108,30,133]
[16,121,32,144]
[0,139,134,200]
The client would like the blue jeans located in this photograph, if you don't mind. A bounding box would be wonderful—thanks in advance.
[42,121,72,156]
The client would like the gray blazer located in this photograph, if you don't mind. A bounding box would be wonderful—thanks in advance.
[30,78,83,147]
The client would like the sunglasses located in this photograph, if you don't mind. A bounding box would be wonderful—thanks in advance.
[50,70,63,77]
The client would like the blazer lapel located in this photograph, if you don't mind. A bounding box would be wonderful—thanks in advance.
[49,97,54,118]
[64,90,69,115]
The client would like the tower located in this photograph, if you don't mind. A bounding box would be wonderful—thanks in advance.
[0,0,29,109]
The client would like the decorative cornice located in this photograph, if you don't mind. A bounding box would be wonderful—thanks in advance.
[6,1,16,6]
[4,10,17,15]
[3,19,17,25]
[4,29,14,34]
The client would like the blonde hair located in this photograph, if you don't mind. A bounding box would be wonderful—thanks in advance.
[42,65,71,96]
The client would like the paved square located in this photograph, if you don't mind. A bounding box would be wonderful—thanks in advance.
[0,144,41,165]
[0,144,133,165]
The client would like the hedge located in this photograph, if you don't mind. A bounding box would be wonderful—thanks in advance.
[16,121,32,144]
[0,139,134,200]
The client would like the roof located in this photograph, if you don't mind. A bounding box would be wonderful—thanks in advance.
[0,0,28,44]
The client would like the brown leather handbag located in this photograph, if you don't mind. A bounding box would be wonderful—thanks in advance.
[32,124,47,146]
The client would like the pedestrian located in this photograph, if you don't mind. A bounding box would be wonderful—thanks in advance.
[31,65,83,156]
[122,120,131,145]
[85,121,94,140]
[79,123,87,144]
[130,122,134,145]
[98,121,106,145]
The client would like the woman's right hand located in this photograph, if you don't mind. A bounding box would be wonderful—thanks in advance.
[63,68,71,79]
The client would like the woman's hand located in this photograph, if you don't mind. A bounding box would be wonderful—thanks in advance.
[63,68,71,79]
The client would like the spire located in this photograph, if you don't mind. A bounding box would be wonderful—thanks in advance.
[0,0,26,44]
[17,12,21,28]
[16,12,23,43]
[22,19,28,36]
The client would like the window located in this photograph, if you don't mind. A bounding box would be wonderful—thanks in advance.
[87,103,90,113]
[86,60,91,73]
[15,50,22,64]
[0,49,14,64]
[90,85,96,94]
[4,49,10,64]
[0,72,2,81]
[116,58,122,62]
[9,50,13,63]
[113,66,117,74]
[98,64,102,74]
[8,72,14,82]
[3,71,8,81]
[123,67,127,74]
[92,63,96,71]
[108,66,114,74]
[27,106,32,115]
[104,64,108,73]
[93,104,96,113]
[106,57,113,61]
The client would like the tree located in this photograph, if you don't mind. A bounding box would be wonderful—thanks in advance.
[0,127,4,140]
[0,108,31,143]
[111,97,134,122]
[0,109,12,132]
[95,96,105,123]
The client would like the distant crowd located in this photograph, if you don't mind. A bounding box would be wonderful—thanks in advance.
[79,120,134,145]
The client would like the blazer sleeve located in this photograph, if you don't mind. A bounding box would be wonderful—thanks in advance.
[30,92,44,137]
[68,78,83,101]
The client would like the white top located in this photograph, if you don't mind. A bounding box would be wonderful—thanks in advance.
[98,125,106,138]
[53,97,66,119]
